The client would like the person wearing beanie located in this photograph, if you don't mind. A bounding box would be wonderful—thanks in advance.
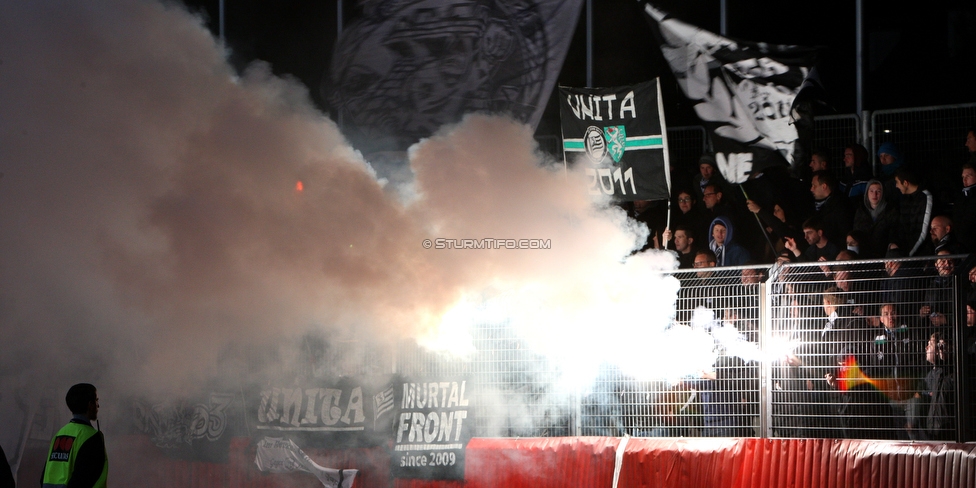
[692,153,733,210]
[877,142,903,177]
[877,142,906,205]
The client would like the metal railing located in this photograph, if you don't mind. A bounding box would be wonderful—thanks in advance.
[395,255,972,441]
[813,113,861,181]
[870,103,976,205]
[766,256,966,441]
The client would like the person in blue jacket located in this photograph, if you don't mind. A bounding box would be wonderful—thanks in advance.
[708,215,751,266]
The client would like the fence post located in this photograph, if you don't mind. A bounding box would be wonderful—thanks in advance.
[862,110,872,175]
[759,280,772,438]
[572,386,582,436]
[954,273,969,442]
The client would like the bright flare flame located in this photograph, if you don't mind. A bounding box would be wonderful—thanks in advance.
[416,260,740,391]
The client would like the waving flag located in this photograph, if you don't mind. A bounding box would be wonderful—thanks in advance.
[559,79,671,201]
[642,3,818,183]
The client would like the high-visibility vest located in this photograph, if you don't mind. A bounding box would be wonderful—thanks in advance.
[42,421,108,488]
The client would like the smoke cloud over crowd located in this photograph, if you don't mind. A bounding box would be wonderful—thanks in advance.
[0,0,691,438]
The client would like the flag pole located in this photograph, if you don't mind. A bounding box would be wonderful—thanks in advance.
[740,186,777,258]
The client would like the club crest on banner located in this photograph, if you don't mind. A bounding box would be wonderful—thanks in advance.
[604,126,626,163]
[584,126,608,164]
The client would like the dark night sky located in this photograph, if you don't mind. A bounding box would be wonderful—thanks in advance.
[181,0,976,138]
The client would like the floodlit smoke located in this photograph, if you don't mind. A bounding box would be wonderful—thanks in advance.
[0,0,701,443]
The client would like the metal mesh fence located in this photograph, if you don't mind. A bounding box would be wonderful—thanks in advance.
[596,265,766,438]
[871,103,976,206]
[395,322,571,438]
[393,255,971,441]
[813,114,862,181]
[767,256,964,441]
[666,125,708,176]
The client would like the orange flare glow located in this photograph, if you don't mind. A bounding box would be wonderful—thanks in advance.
[295,180,303,192]
[836,356,910,400]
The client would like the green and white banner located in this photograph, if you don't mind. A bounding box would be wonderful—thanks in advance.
[559,79,671,201]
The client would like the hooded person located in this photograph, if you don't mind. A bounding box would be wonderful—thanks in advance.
[852,179,898,259]
[708,216,751,266]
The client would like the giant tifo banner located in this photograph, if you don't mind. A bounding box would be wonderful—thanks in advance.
[391,378,473,480]
[642,3,818,183]
[559,80,671,202]
[327,0,585,152]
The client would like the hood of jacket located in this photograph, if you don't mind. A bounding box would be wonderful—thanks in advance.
[862,179,888,210]
[708,215,735,247]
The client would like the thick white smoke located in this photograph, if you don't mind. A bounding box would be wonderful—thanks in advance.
[0,0,704,444]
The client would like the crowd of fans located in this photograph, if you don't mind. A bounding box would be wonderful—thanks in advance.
[626,128,976,266]
[589,248,976,441]
[602,129,976,441]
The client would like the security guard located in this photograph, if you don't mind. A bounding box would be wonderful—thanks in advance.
[41,383,107,488]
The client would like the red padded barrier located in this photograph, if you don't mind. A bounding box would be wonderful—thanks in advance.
[21,436,975,488]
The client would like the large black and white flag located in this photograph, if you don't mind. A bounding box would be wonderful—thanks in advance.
[328,0,584,153]
[559,79,671,202]
[643,3,818,183]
